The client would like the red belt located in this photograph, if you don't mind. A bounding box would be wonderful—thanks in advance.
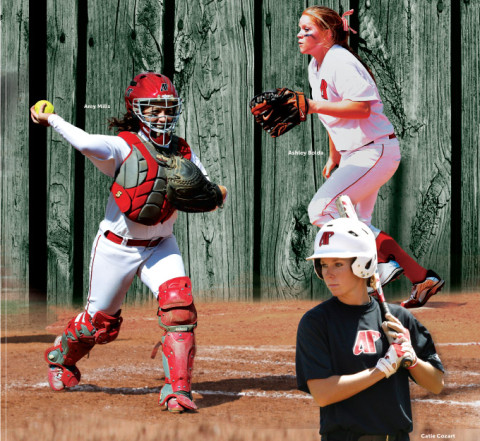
[104,231,163,247]
[365,133,396,146]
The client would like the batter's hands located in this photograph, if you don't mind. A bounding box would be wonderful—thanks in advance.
[398,339,418,369]
[381,312,408,344]
[322,156,338,179]
[30,103,53,127]
[376,343,408,378]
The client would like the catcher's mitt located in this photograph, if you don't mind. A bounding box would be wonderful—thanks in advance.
[249,88,309,138]
[156,153,224,213]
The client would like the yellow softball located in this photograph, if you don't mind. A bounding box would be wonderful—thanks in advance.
[34,100,55,114]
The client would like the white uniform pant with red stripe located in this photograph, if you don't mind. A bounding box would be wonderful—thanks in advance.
[308,139,401,228]
[85,231,186,316]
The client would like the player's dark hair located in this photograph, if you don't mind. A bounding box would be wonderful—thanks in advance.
[107,111,140,133]
[302,6,376,83]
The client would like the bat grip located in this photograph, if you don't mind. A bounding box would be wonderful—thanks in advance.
[378,292,413,368]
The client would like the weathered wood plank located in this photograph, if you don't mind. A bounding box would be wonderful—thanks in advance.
[83,0,165,305]
[359,0,451,296]
[259,1,348,300]
[0,0,30,302]
[45,0,78,305]
[461,0,480,291]
[173,0,256,300]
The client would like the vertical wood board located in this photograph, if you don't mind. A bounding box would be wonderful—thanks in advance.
[259,0,317,300]
[45,0,78,304]
[259,0,349,300]
[461,0,480,290]
[360,0,451,294]
[0,0,30,302]
[83,0,164,304]
[173,0,256,300]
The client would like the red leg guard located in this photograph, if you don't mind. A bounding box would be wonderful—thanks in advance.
[45,310,123,390]
[158,276,194,308]
[157,277,197,332]
[157,277,197,410]
[159,331,196,409]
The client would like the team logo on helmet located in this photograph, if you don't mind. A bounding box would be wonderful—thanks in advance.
[160,83,168,91]
[318,231,334,247]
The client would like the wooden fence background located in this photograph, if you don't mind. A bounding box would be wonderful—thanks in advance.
[1,0,478,307]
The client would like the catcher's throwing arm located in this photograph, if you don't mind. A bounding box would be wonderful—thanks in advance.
[335,195,413,368]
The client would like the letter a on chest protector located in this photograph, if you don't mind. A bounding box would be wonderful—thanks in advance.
[111,132,179,226]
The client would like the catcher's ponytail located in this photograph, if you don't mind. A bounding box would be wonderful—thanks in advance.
[108,111,140,133]
[302,6,376,83]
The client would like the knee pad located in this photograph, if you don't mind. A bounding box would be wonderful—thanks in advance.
[157,277,197,332]
[45,310,123,368]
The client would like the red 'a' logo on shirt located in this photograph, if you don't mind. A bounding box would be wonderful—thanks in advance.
[353,330,381,355]
[320,79,328,100]
[319,231,334,246]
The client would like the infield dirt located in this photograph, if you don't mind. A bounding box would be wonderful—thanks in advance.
[2,293,480,440]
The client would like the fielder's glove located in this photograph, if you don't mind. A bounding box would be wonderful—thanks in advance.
[249,88,309,138]
[156,153,224,213]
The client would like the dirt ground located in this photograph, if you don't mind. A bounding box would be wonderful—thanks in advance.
[1,292,480,441]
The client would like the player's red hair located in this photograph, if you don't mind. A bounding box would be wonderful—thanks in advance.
[302,6,376,82]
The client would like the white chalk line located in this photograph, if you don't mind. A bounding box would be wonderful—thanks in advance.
[196,356,295,366]
[202,343,479,351]
[198,370,295,379]
[194,389,310,400]
[412,398,480,408]
[28,381,480,408]
[21,344,480,402]
[30,376,477,393]
[201,345,295,352]
[447,370,480,377]
[437,342,480,347]
[443,383,480,390]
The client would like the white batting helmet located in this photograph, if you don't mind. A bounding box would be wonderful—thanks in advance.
[307,218,377,279]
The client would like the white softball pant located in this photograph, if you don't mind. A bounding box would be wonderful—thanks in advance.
[85,230,186,316]
[308,139,401,228]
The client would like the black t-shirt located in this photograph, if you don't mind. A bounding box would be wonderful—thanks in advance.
[296,297,444,436]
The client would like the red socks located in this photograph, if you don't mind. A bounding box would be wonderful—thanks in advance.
[375,231,428,284]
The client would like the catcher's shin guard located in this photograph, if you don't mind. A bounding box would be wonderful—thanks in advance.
[157,277,197,411]
[45,310,123,390]
[159,331,196,410]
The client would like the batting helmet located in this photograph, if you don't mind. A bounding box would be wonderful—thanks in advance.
[124,72,182,144]
[306,218,377,279]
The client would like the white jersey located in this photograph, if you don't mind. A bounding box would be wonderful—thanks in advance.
[48,114,208,240]
[308,44,394,151]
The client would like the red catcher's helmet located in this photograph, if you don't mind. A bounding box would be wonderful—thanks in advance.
[124,72,182,145]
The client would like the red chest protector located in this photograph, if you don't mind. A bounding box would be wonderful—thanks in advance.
[111,132,192,226]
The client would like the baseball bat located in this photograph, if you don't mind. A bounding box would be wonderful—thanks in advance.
[335,195,412,368]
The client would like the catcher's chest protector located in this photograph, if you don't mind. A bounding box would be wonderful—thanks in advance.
[111,132,191,226]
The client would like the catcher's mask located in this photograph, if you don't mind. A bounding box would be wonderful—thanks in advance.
[306,218,377,279]
[125,72,182,146]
